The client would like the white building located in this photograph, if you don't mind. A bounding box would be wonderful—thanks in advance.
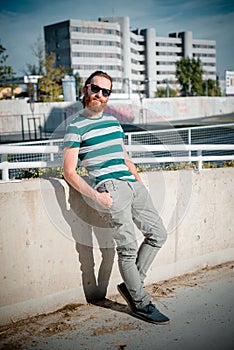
[44,16,216,98]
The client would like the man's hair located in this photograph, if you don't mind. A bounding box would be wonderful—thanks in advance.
[84,70,113,89]
[82,70,112,107]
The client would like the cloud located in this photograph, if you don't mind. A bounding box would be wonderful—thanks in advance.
[0,0,233,76]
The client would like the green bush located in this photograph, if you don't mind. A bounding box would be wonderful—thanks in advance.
[12,160,234,180]
[16,166,88,180]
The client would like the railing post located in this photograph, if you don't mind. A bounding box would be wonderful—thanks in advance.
[128,133,132,158]
[20,114,25,141]
[64,112,67,127]
[2,162,9,181]
[50,141,54,162]
[33,117,37,140]
[197,150,203,171]
[188,128,191,159]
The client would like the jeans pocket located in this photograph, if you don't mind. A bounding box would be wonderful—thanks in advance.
[104,180,118,193]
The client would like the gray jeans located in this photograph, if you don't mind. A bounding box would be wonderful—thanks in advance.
[96,179,167,309]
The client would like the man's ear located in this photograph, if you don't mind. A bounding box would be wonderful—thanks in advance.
[82,86,87,95]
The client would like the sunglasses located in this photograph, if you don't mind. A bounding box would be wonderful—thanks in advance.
[87,84,112,97]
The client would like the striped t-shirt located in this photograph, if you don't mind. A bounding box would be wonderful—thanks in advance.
[63,113,136,187]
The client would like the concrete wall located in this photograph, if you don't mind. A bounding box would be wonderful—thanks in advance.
[143,96,234,123]
[0,97,234,137]
[0,100,82,136]
[0,168,234,325]
[107,96,234,124]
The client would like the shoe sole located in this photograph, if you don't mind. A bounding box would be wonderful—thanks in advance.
[118,284,170,325]
[131,310,170,325]
[117,284,136,312]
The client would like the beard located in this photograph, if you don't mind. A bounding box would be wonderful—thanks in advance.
[83,93,107,113]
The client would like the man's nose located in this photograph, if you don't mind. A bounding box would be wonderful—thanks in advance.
[95,89,103,97]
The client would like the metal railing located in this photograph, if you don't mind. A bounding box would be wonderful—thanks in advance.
[124,123,234,145]
[0,145,61,181]
[0,143,233,181]
[1,124,233,181]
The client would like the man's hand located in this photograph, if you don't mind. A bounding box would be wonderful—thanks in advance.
[95,191,113,209]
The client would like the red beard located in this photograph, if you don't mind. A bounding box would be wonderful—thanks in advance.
[83,93,107,113]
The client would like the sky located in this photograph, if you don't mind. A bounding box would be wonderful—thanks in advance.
[0,0,233,79]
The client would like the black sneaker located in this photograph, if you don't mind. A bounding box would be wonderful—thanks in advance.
[133,301,170,325]
[117,283,136,311]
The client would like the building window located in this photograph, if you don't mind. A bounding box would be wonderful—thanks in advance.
[156,42,177,47]
[193,44,215,49]
[73,64,123,71]
[71,26,120,36]
[72,52,122,59]
[193,53,216,58]
[71,39,120,47]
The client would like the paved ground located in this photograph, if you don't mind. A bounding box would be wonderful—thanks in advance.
[0,262,233,350]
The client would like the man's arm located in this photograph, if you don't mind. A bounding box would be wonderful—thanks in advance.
[63,147,113,209]
[122,141,143,183]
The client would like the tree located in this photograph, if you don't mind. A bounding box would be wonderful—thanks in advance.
[25,37,71,102]
[25,36,44,76]
[0,42,17,99]
[32,37,45,75]
[74,72,83,99]
[155,87,177,98]
[26,36,84,102]
[37,52,68,102]
[202,78,221,96]
[176,57,203,96]
[0,42,15,81]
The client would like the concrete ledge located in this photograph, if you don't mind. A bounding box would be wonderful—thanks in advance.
[0,168,233,325]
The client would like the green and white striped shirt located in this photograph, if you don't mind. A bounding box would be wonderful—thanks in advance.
[63,113,136,187]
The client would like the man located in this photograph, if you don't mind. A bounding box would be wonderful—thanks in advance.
[63,70,170,324]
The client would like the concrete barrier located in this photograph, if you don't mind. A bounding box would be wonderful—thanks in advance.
[0,97,234,135]
[0,168,233,325]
